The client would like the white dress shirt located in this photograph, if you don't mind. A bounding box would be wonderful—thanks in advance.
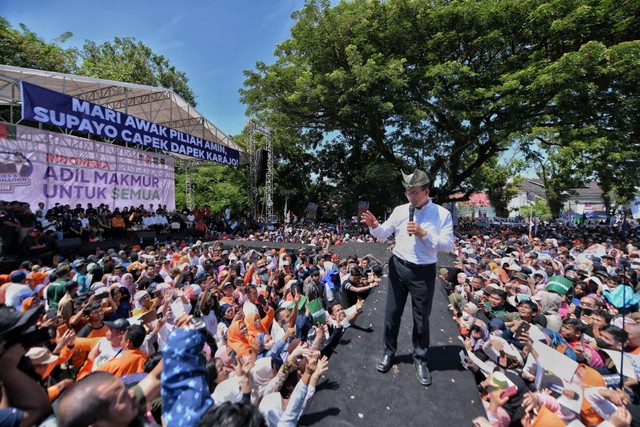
[370,200,454,265]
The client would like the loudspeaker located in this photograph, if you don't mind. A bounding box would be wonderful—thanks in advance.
[56,238,82,252]
[137,231,156,244]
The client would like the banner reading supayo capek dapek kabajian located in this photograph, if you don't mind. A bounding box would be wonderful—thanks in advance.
[0,123,175,211]
[20,81,239,166]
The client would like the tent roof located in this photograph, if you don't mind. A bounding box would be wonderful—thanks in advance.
[0,65,243,156]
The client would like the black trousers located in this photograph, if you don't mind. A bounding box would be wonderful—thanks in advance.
[383,255,436,363]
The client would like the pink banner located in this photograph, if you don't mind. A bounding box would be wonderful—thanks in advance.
[0,123,175,211]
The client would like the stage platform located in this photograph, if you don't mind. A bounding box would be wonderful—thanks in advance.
[299,251,486,426]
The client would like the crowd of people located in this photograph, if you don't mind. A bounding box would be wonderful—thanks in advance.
[2,194,640,426]
[0,200,380,261]
[0,200,236,251]
[0,237,384,426]
[447,222,640,427]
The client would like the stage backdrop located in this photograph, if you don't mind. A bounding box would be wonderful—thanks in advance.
[0,123,175,211]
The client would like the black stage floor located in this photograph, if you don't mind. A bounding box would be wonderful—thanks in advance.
[299,251,486,426]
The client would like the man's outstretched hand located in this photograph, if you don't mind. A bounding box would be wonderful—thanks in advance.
[360,210,379,228]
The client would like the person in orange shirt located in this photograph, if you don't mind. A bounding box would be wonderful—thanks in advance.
[111,213,126,239]
[96,324,148,377]
[76,301,109,338]
[26,342,74,401]
[27,266,48,288]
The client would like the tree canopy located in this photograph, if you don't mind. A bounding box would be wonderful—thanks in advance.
[0,18,77,73]
[78,37,197,107]
[241,0,640,217]
[0,19,197,106]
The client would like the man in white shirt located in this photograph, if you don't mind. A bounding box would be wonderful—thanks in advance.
[4,271,34,308]
[361,169,454,387]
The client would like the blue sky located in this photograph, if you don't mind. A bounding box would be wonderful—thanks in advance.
[2,0,306,137]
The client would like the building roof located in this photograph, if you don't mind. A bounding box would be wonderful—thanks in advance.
[452,192,490,207]
[519,179,604,204]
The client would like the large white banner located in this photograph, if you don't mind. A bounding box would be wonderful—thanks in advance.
[0,123,175,211]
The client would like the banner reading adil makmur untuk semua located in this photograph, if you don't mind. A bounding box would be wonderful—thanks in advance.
[0,123,175,211]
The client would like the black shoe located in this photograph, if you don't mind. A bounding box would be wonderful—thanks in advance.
[415,362,432,386]
[377,353,394,373]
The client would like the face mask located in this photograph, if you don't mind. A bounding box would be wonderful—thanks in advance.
[462,311,471,320]
[596,338,612,349]
[491,330,504,338]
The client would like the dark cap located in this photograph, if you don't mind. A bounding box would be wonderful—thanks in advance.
[104,318,130,332]
[513,272,529,282]
[0,306,41,339]
[10,271,27,283]
[349,266,364,276]
[65,281,79,291]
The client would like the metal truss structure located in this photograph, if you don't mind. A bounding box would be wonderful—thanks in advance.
[247,121,274,222]
[0,65,243,156]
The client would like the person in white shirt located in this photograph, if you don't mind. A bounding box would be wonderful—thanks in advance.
[242,285,260,315]
[361,169,453,387]
[4,271,33,308]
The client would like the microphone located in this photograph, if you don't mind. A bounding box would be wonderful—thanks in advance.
[408,204,415,236]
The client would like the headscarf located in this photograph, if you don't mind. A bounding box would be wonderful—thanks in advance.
[489,318,506,338]
[134,290,150,311]
[214,346,235,377]
[245,312,268,342]
[226,320,251,357]
[249,357,275,405]
[537,291,563,332]
[468,318,489,351]
[219,303,233,328]
[212,376,243,407]
[121,273,136,300]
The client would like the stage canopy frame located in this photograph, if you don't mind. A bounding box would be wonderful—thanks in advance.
[0,64,244,160]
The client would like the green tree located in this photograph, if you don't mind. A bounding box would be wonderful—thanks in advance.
[482,159,525,218]
[242,0,640,213]
[79,37,197,106]
[504,0,640,210]
[175,162,248,215]
[519,199,553,222]
[0,18,78,73]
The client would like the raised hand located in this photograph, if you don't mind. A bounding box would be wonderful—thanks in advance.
[360,210,379,228]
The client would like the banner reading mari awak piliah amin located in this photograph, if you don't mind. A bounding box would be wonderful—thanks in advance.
[21,81,239,166]
[0,123,175,211]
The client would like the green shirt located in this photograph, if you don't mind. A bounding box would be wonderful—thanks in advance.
[46,279,67,311]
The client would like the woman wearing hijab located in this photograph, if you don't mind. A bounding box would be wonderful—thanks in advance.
[466,317,490,352]
[214,346,236,380]
[120,273,136,302]
[227,317,252,357]
[245,311,273,343]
